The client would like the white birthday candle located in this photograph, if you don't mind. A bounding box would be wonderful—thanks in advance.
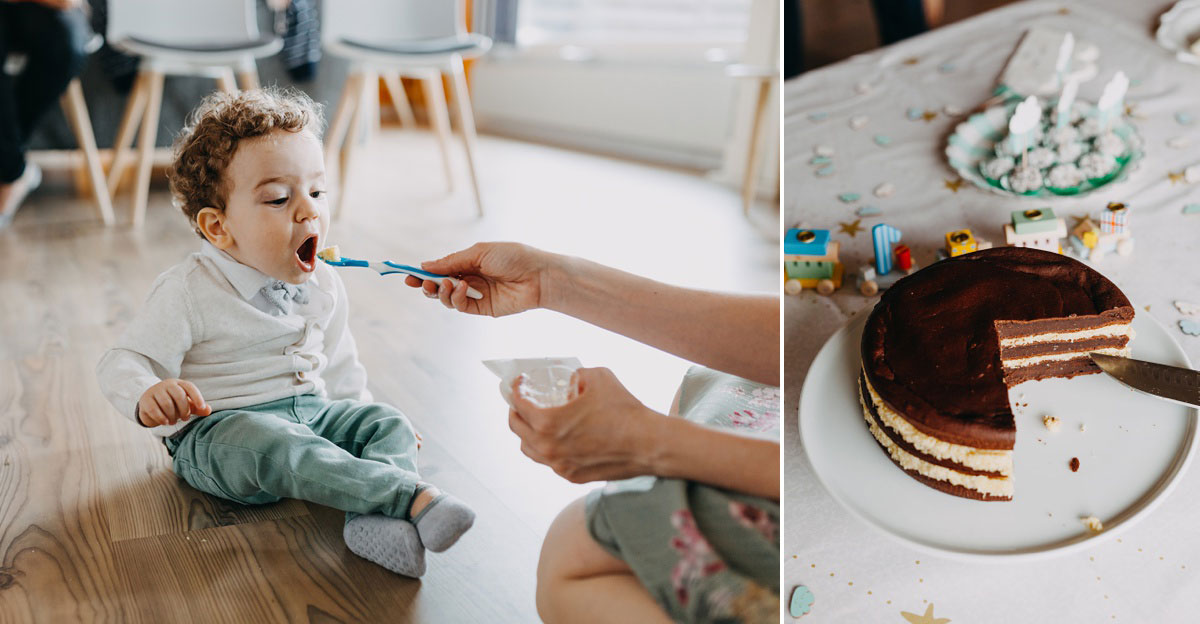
[1098,71,1128,128]
[1056,78,1078,130]
[1055,32,1075,77]
[1007,96,1041,157]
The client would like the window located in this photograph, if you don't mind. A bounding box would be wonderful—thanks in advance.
[515,0,753,62]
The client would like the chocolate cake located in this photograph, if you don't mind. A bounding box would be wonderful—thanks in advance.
[859,247,1134,501]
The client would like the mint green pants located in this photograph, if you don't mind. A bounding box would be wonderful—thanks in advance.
[164,395,420,519]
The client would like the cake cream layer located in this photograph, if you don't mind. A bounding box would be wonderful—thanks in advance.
[862,369,1013,475]
[860,381,1014,499]
[1001,345,1131,370]
[999,334,1131,360]
[998,323,1134,347]
[1003,357,1111,386]
[993,307,1135,339]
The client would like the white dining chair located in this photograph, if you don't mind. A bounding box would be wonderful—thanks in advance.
[322,0,492,218]
[104,0,282,227]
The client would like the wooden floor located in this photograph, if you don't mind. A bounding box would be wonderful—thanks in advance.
[0,128,778,623]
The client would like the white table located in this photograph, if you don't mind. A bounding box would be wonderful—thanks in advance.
[784,1,1200,621]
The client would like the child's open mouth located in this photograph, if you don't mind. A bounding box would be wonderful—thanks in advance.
[296,235,318,272]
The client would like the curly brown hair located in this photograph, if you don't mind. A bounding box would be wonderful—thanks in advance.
[168,87,324,237]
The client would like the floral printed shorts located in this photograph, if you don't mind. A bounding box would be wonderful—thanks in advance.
[585,367,780,623]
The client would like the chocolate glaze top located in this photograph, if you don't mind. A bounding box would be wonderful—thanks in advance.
[861,247,1133,449]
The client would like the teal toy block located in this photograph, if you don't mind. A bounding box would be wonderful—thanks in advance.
[784,228,831,255]
[785,260,835,280]
[1011,208,1060,234]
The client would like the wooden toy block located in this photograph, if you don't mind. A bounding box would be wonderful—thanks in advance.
[1100,202,1129,234]
[1004,218,1066,253]
[784,228,831,256]
[1011,208,1061,235]
[945,229,978,257]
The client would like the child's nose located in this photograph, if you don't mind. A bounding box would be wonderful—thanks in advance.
[295,195,320,222]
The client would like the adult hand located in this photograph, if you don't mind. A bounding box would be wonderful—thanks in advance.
[137,379,212,427]
[507,367,666,484]
[404,242,555,317]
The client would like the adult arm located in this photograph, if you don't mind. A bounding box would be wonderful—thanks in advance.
[410,243,779,386]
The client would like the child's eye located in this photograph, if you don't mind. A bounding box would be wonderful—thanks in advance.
[310,190,325,199]
[266,197,288,206]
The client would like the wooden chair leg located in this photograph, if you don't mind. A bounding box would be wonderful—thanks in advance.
[60,79,115,225]
[132,71,165,228]
[216,68,238,94]
[447,55,483,217]
[107,71,149,198]
[421,73,455,193]
[336,74,370,220]
[325,73,361,217]
[381,73,417,127]
[741,78,772,216]
[237,69,260,91]
[364,71,381,138]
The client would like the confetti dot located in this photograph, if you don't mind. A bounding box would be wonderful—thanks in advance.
[938,62,957,73]
[815,165,835,177]
[809,112,830,122]
[873,134,893,147]
[1180,319,1200,336]
[907,107,923,121]
[856,205,882,217]
[810,156,832,165]
[838,192,861,203]
[1183,204,1200,215]
[1175,112,1195,125]
[850,115,869,130]
[814,145,835,157]
[789,585,816,618]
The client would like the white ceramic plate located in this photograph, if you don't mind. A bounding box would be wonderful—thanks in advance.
[799,311,1198,562]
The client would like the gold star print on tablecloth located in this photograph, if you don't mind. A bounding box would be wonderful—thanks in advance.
[1070,213,1091,228]
[944,178,965,192]
[902,56,920,65]
[1168,171,1187,185]
[901,604,951,624]
[921,110,938,123]
[839,219,864,237]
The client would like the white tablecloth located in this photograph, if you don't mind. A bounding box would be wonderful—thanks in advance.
[784,1,1200,621]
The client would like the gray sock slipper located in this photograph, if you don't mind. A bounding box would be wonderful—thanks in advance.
[344,513,426,577]
[411,492,476,552]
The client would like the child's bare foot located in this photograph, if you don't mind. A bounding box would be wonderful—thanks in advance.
[409,484,475,552]
[408,485,440,517]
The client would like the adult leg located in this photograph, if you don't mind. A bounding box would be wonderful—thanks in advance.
[536,498,672,624]
[0,4,25,184]
[9,5,89,142]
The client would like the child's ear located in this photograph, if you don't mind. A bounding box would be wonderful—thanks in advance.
[196,207,234,249]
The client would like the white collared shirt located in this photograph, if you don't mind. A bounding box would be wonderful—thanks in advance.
[96,242,371,437]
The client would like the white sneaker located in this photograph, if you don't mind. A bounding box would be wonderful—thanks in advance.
[0,162,41,229]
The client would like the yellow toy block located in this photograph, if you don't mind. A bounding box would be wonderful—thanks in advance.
[945,229,978,257]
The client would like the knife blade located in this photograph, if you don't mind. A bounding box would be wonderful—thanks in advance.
[1089,352,1200,409]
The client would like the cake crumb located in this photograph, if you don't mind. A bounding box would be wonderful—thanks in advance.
[1043,415,1061,432]
[1082,516,1103,532]
[1070,457,1081,472]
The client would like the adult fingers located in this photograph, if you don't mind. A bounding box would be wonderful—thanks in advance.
[507,406,537,442]
[404,275,423,289]
[437,279,455,309]
[179,380,211,416]
[450,280,471,312]
[421,244,482,277]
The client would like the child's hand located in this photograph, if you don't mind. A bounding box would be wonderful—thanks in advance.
[137,379,212,427]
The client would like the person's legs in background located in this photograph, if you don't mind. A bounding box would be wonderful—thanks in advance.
[0,3,88,225]
[869,0,929,45]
